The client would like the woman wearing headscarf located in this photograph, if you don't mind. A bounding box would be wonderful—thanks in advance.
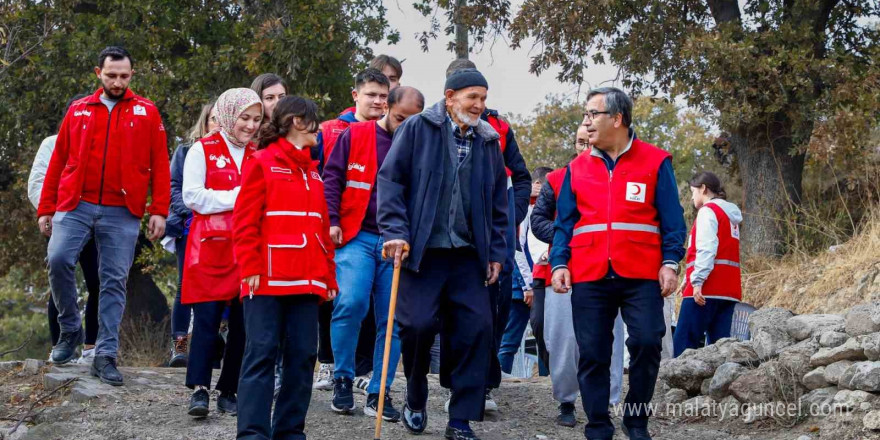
[165,100,219,368]
[233,96,337,439]
[181,88,262,417]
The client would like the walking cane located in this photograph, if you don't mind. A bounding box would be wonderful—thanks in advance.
[375,244,408,440]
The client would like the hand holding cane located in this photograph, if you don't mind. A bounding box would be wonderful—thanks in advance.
[375,242,409,440]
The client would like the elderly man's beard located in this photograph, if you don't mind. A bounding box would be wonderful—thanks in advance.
[453,103,480,127]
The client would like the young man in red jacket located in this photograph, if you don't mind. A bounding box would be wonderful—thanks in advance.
[37,46,170,386]
[323,86,424,420]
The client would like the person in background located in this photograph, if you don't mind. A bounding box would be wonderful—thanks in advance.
[28,94,99,365]
[550,87,687,440]
[233,96,338,439]
[369,54,403,89]
[38,46,169,386]
[495,246,533,374]
[250,73,287,119]
[313,68,390,392]
[520,166,553,376]
[324,86,424,421]
[674,171,742,357]
[181,89,261,417]
[163,100,218,368]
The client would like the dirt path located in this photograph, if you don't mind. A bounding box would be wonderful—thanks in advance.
[0,363,873,440]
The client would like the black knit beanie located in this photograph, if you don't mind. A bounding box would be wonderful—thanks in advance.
[444,68,489,92]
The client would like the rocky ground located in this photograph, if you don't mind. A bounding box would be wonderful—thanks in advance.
[1,359,876,440]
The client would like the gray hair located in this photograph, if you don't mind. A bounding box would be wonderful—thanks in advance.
[586,87,633,127]
[445,58,477,78]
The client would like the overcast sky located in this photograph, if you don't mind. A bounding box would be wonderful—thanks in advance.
[369,0,622,117]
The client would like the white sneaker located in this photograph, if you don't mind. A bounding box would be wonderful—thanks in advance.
[484,389,498,412]
[76,348,95,365]
[444,398,450,413]
[353,373,371,396]
[313,363,335,390]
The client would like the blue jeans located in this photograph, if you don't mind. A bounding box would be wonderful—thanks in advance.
[172,236,193,338]
[47,202,140,358]
[673,298,736,357]
[498,299,530,374]
[330,231,399,394]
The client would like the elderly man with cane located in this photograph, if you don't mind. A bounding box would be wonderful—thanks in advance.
[377,68,508,440]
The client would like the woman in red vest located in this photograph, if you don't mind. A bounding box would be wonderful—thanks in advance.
[233,96,338,439]
[181,88,262,417]
[674,171,743,357]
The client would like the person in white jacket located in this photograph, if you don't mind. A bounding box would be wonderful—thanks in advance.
[674,171,743,357]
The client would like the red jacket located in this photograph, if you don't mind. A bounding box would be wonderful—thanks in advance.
[37,88,170,218]
[336,121,378,246]
[182,133,255,304]
[486,114,512,177]
[567,140,670,282]
[683,202,742,300]
[233,138,337,299]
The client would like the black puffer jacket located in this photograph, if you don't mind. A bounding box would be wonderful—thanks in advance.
[530,180,557,244]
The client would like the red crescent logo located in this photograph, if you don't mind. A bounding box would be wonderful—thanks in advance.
[631,185,642,196]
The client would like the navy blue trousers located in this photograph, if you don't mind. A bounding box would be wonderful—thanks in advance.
[571,278,665,440]
[397,248,492,421]
[673,298,736,357]
[238,295,318,440]
[185,298,244,393]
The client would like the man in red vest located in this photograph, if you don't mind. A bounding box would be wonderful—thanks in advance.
[312,68,391,391]
[38,46,170,385]
[322,86,425,420]
[550,88,686,440]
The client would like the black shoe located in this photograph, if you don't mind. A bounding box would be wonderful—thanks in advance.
[331,378,355,414]
[188,389,210,418]
[444,425,480,440]
[365,392,400,422]
[621,424,652,440]
[90,355,123,386]
[402,404,427,434]
[168,336,188,368]
[51,328,83,364]
[217,391,237,415]
[556,401,577,427]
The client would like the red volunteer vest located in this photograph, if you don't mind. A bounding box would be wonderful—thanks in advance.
[532,168,566,284]
[487,114,512,177]
[182,133,255,304]
[337,121,379,246]
[568,140,671,283]
[320,119,351,160]
[683,202,742,301]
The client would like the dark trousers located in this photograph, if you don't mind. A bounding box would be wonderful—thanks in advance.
[487,268,512,389]
[186,298,244,393]
[48,237,100,346]
[571,278,665,440]
[673,298,736,357]
[397,248,492,421]
[172,237,193,339]
[317,301,333,364]
[238,294,318,440]
[529,282,550,376]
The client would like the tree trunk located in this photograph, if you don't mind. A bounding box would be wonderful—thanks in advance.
[731,112,806,257]
[454,0,469,59]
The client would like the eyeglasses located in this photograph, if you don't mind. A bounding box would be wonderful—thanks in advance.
[583,110,611,122]
[575,140,589,150]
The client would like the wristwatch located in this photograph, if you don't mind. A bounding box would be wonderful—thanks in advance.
[663,262,680,275]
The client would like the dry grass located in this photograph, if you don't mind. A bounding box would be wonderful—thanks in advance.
[118,314,171,367]
[742,209,880,314]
